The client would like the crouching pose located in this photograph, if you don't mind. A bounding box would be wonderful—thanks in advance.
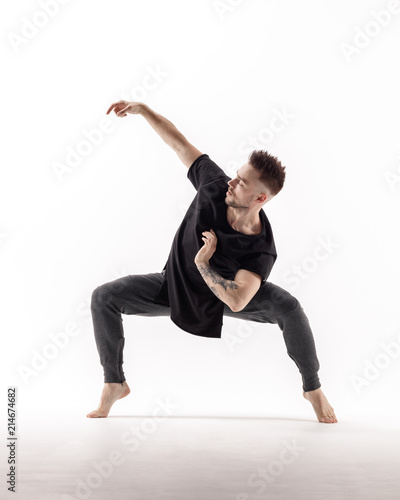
[87,100,337,424]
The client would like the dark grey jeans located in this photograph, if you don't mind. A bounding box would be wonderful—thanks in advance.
[90,271,321,392]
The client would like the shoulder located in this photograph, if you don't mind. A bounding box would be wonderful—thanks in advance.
[260,209,277,256]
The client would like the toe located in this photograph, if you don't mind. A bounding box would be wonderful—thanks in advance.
[87,410,102,418]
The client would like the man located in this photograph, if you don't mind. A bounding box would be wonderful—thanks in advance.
[87,100,337,424]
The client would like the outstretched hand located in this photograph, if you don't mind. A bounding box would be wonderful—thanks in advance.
[194,229,218,265]
[106,100,143,117]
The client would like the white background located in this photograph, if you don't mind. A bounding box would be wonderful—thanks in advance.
[1,0,400,423]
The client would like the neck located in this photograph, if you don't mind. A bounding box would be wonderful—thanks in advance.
[227,206,262,234]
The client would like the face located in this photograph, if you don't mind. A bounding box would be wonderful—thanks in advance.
[225,162,268,208]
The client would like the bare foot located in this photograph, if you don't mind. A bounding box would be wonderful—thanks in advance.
[86,382,131,418]
[303,387,338,423]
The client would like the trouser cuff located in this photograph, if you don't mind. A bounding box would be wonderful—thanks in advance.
[103,363,126,384]
[303,374,321,392]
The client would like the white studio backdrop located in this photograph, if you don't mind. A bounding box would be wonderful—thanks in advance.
[1,0,400,423]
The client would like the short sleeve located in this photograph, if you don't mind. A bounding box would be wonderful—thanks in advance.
[187,154,228,190]
[239,252,276,284]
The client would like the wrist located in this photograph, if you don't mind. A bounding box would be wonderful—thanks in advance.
[138,103,149,116]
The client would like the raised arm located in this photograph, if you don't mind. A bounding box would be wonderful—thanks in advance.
[106,100,203,169]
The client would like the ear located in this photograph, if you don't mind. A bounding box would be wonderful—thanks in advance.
[257,192,268,203]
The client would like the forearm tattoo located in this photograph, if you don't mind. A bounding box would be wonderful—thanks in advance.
[197,263,238,301]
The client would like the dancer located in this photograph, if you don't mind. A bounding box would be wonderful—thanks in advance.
[87,100,337,423]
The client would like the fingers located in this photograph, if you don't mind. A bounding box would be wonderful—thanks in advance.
[106,102,119,114]
[201,230,217,247]
[106,101,127,115]
[116,105,129,116]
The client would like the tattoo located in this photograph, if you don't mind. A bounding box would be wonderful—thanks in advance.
[197,263,238,301]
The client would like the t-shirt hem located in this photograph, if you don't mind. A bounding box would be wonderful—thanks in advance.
[170,315,222,339]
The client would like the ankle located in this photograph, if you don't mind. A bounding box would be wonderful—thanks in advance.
[305,387,322,394]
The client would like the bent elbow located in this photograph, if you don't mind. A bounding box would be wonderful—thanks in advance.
[230,300,244,313]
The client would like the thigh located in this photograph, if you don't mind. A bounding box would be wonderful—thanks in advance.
[92,272,170,317]
[223,281,299,322]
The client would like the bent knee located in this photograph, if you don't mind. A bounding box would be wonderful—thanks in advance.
[91,284,114,309]
[262,283,300,317]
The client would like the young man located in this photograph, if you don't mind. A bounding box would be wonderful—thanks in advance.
[87,101,337,424]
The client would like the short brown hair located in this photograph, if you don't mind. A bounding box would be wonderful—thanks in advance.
[248,150,286,197]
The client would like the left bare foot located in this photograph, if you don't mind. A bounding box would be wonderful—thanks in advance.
[86,382,131,418]
[303,387,338,423]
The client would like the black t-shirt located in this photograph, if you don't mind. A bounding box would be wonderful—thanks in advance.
[153,153,277,338]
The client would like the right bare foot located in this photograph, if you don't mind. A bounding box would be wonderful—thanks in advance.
[303,387,337,423]
[86,382,131,418]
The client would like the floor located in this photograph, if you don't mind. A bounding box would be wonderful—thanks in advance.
[5,411,400,500]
